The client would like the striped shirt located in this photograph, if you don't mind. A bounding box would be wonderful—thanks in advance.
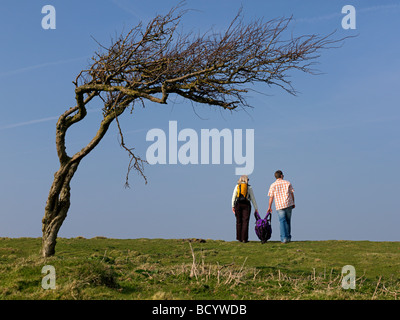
[268,179,294,210]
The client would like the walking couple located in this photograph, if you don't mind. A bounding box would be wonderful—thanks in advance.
[231,170,295,244]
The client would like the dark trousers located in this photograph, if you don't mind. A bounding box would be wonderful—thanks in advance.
[234,201,251,242]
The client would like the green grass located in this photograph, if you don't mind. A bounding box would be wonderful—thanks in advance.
[0,237,399,300]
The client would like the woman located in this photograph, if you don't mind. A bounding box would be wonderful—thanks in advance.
[231,175,259,243]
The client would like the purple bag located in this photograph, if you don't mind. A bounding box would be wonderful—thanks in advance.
[254,211,272,244]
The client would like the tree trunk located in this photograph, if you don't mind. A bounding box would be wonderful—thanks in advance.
[40,102,121,257]
[41,161,80,257]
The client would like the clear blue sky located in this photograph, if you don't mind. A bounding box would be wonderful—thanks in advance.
[0,0,399,242]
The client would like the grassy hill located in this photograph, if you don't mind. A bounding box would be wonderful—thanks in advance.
[0,237,399,300]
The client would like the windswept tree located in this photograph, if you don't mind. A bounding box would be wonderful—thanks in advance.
[41,6,345,257]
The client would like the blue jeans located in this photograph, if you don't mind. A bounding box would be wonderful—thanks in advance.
[276,206,293,243]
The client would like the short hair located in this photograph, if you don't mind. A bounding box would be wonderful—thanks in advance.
[274,170,283,179]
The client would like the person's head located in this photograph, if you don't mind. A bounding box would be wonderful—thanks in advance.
[238,175,249,184]
[274,170,283,179]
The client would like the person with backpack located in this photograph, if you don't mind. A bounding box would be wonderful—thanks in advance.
[231,175,259,243]
[267,170,295,244]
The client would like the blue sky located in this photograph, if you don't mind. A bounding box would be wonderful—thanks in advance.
[0,0,399,242]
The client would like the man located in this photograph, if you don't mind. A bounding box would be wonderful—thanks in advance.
[267,170,295,243]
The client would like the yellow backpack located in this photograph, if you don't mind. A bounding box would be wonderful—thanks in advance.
[235,183,248,204]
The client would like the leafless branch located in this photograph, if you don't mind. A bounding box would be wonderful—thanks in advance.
[67,4,349,185]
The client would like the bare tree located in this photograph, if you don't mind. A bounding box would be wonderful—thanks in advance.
[41,6,345,257]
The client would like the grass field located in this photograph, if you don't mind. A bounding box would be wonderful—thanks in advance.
[0,237,399,300]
